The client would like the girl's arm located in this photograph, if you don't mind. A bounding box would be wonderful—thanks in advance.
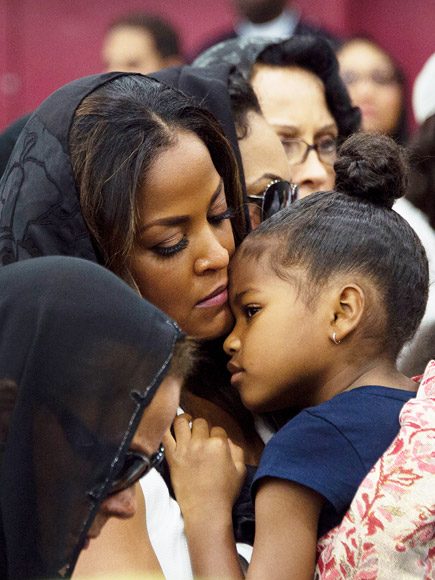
[163,414,246,579]
[247,479,324,580]
[165,414,324,580]
[73,484,164,577]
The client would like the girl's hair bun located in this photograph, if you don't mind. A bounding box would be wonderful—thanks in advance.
[334,132,409,209]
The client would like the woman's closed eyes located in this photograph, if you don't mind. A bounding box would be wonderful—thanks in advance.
[148,196,235,259]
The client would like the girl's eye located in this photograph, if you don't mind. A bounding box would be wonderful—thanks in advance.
[244,305,261,319]
[151,235,188,257]
[208,206,235,225]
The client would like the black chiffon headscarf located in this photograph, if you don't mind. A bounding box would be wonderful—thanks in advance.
[0,68,249,267]
[0,73,131,266]
[0,256,183,580]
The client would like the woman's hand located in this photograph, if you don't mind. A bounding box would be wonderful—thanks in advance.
[163,414,246,522]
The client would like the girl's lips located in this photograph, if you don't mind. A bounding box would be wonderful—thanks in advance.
[230,371,243,387]
[227,361,244,386]
[196,287,228,308]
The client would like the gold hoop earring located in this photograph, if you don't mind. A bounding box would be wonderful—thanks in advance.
[332,332,341,345]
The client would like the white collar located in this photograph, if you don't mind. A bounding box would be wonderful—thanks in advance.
[236,8,299,40]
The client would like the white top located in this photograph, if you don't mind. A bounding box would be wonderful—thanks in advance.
[236,8,299,40]
[141,469,193,580]
[140,408,254,578]
[394,198,435,365]
[394,198,435,327]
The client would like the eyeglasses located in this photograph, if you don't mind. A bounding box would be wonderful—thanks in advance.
[341,69,399,87]
[280,137,338,166]
[247,179,298,221]
[108,443,165,495]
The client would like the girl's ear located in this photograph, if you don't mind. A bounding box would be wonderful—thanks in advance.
[329,284,365,344]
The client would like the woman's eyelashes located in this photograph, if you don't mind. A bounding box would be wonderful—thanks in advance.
[149,205,234,258]
[152,235,188,257]
[207,206,235,225]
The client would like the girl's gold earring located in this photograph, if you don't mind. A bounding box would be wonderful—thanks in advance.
[332,332,341,345]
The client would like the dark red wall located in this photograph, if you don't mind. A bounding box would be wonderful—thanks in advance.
[0,0,433,131]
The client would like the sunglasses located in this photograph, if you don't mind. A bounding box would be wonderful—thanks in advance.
[108,443,165,495]
[247,179,299,222]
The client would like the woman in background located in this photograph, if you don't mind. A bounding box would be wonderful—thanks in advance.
[337,36,408,144]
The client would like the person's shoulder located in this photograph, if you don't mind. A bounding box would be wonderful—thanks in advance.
[189,29,237,62]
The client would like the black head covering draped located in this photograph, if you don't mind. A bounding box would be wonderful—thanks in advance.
[0,67,250,265]
[0,73,130,266]
[151,63,247,200]
[193,37,275,78]
[0,256,183,580]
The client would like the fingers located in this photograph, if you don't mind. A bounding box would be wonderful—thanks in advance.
[169,415,213,449]
[210,425,228,439]
[172,413,194,445]
[191,417,210,439]
[228,439,245,468]
[162,427,176,453]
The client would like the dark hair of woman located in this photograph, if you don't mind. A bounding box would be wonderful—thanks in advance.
[69,74,246,285]
[238,132,428,359]
[407,114,435,229]
[227,68,261,139]
[255,35,361,140]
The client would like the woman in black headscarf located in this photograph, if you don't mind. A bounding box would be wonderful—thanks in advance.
[0,255,192,580]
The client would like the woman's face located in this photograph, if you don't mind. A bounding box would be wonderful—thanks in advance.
[338,39,402,136]
[251,64,337,198]
[86,372,182,543]
[238,111,291,229]
[128,130,235,340]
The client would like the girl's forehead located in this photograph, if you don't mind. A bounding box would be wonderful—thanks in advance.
[229,248,272,284]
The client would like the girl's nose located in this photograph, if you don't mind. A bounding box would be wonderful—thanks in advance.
[223,330,241,355]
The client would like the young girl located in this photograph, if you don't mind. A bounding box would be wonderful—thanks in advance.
[164,132,429,580]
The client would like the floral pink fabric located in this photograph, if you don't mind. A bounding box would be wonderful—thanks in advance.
[315,360,435,579]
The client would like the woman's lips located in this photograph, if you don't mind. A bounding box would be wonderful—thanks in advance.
[230,371,243,387]
[196,286,228,308]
